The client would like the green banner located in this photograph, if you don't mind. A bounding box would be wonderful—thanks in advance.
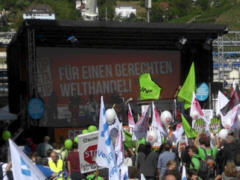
[181,114,198,138]
[139,73,161,100]
[124,130,136,148]
[178,62,196,109]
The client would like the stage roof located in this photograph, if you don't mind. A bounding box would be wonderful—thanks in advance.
[11,20,228,49]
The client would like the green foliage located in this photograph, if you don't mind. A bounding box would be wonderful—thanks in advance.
[0,0,81,30]
[98,0,116,21]
[216,3,240,30]
[169,0,193,17]
[195,1,234,23]
[196,0,210,10]
[150,3,164,22]
[139,0,145,8]
[1,0,240,31]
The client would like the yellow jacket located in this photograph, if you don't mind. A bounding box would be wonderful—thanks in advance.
[49,159,64,180]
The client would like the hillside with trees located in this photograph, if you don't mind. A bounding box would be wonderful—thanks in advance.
[0,0,240,31]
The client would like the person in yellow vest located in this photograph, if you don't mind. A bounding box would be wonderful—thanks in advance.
[48,151,64,180]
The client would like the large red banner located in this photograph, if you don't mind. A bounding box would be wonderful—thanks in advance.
[36,48,180,127]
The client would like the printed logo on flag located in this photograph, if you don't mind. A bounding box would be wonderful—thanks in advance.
[20,157,31,176]
[100,108,112,147]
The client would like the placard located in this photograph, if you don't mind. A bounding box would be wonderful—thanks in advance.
[202,109,213,123]
[78,131,99,174]
[196,83,209,101]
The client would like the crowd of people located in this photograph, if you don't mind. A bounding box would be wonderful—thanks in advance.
[1,128,240,180]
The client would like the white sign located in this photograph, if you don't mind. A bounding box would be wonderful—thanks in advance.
[203,109,213,122]
[79,131,99,174]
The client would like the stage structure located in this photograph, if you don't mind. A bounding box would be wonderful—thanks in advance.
[7,20,227,128]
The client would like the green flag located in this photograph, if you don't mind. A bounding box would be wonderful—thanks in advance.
[178,62,196,109]
[181,114,197,138]
[139,73,161,100]
[124,130,136,148]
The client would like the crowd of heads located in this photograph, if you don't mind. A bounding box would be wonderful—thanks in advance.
[1,127,240,180]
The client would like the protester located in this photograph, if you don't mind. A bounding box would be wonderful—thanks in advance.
[222,161,238,180]
[0,154,9,180]
[194,133,219,178]
[6,89,240,180]
[163,171,178,180]
[124,149,133,167]
[31,152,57,179]
[157,141,176,179]
[37,136,53,158]
[188,146,200,171]
[137,142,158,180]
[194,134,219,160]
[23,138,36,156]
[165,160,180,179]
[67,142,83,180]
[187,169,200,180]
[48,151,64,180]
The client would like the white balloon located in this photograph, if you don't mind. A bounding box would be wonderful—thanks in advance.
[147,130,158,145]
[191,110,199,120]
[106,108,116,125]
[218,129,229,140]
[161,111,172,126]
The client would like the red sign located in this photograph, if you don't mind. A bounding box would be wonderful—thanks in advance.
[84,145,97,164]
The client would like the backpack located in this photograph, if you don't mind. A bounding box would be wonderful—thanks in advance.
[190,156,210,180]
[203,149,216,165]
[203,149,216,178]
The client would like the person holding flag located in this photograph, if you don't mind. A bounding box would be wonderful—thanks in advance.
[9,139,46,180]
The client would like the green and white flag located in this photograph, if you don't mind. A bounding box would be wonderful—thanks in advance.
[139,73,161,100]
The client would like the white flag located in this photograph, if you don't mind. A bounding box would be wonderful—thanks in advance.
[133,105,150,139]
[221,104,240,130]
[151,102,168,136]
[173,123,184,144]
[181,165,187,180]
[109,115,121,146]
[190,92,209,128]
[96,96,119,180]
[128,104,135,128]
[120,165,129,180]
[115,123,124,168]
[9,139,46,180]
[190,92,204,118]
[141,173,146,180]
[216,91,229,116]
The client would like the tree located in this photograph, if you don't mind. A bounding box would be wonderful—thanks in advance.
[196,0,210,10]
[98,0,116,21]
[170,0,193,17]
[124,13,138,22]
[150,3,164,22]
